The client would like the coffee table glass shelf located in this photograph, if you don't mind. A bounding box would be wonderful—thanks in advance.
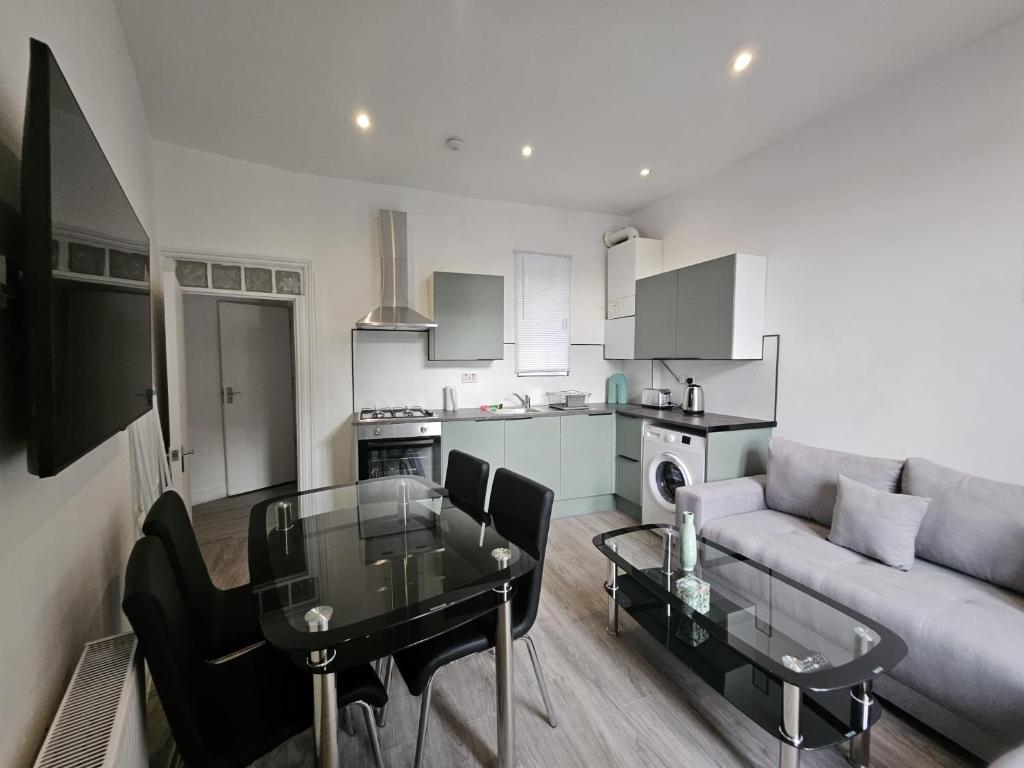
[593,523,907,768]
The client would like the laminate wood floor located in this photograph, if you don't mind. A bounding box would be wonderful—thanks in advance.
[151,492,979,768]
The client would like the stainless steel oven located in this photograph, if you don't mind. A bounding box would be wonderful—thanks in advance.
[356,421,442,482]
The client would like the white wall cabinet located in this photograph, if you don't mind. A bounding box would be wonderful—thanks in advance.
[607,237,663,319]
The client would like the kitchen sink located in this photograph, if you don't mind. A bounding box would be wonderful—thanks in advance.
[495,407,545,415]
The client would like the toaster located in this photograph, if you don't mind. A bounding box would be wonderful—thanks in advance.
[641,388,673,409]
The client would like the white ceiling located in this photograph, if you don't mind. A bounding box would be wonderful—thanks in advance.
[114,0,1024,215]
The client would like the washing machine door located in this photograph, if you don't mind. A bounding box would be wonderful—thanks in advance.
[649,452,693,509]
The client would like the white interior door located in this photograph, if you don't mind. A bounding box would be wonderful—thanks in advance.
[218,301,297,495]
[163,263,192,509]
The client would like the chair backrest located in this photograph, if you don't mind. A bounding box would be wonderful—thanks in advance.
[444,449,490,513]
[487,468,554,635]
[142,490,219,628]
[122,536,209,765]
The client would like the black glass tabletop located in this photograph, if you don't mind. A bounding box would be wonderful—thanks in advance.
[593,524,907,693]
[248,476,536,654]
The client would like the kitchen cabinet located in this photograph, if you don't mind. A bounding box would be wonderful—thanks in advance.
[428,272,504,361]
[615,455,642,507]
[504,417,561,498]
[633,253,766,360]
[633,270,678,359]
[603,316,635,360]
[614,413,644,515]
[441,419,505,503]
[560,414,614,499]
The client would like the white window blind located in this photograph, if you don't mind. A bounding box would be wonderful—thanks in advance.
[514,251,571,376]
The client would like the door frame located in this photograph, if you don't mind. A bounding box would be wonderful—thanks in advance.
[163,248,319,493]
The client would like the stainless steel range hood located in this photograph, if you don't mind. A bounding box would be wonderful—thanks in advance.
[356,209,437,330]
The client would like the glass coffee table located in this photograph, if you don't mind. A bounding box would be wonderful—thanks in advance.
[593,524,907,768]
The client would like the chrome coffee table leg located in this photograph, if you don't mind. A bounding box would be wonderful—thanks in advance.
[305,606,339,768]
[779,681,803,768]
[848,626,879,767]
[492,548,515,768]
[606,541,619,636]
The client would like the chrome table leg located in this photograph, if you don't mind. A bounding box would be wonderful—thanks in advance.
[848,626,879,767]
[493,547,515,768]
[305,606,340,768]
[779,681,803,768]
[606,541,619,636]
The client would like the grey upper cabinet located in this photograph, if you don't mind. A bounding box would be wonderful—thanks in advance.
[428,272,504,360]
[633,270,678,359]
[633,253,766,360]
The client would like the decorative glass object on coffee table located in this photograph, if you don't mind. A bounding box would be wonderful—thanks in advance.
[593,524,907,768]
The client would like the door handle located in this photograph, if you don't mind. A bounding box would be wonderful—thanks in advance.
[223,386,242,404]
[180,446,195,473]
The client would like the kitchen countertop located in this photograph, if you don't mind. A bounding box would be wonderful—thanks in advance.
[356,403,775,434]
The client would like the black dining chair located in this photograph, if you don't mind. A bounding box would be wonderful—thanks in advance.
[142,490,262,661]
[392,468,557,768]
[123,536,387,768]
[373,448,492,728]
[444,449,490,513]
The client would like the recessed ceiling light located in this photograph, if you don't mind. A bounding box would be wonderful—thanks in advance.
[521,145,533,157]
[355,111,372,130]
[640,168,651,177]
[732,50,753,74]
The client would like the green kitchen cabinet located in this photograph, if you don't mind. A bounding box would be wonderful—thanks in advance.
[706,428,772,482]
[428,272,504,360]
[615,455,642,506]
[633,270,678,359]
[504,417,561,498]
[441,419,505,504]
[560,414,614,499]
[614,413,643,461]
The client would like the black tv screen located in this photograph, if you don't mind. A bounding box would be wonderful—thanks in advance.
[21,40,152,477]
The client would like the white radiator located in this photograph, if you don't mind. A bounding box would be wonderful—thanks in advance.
[34,632,147,768]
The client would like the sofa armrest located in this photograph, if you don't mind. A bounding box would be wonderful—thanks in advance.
[676,474,767,533]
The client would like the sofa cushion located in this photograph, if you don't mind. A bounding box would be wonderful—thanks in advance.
[702,509,1024,741]
[828,475,931,571]
[765,437,904,527]
[905,457,1024,594]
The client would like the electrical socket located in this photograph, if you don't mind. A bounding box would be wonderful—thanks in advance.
[461,372,479,384]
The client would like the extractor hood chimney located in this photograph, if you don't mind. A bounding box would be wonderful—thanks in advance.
[356,210,436,330]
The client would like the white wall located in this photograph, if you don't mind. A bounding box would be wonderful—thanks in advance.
[631,18,1024,483]
[152,141,627,485]
[0,3,154,765]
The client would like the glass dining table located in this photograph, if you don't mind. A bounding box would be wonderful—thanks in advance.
[248,475,535,768]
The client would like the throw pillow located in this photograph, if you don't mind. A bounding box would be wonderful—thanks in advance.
[828,474,931,571]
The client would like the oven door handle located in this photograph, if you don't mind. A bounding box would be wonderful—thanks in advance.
[364,438,438,448]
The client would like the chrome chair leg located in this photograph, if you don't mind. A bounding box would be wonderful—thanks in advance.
[375,656,394,728]
[354,700,386,768]
[413,673,436,768]
[523,636,557,728]
[340,704,357,736]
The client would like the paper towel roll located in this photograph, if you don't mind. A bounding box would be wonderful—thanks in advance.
[443,386,458,411]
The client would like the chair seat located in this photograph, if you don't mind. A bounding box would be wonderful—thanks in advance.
[393,620,493,696]
[335,662,389,708]
[206,584,263,659]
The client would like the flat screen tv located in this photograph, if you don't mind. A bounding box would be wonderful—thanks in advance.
[21,40,152,477]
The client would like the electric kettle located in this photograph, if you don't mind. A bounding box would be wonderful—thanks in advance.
[681,377,705,415]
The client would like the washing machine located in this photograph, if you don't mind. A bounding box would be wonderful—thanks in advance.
[641,423,706,527]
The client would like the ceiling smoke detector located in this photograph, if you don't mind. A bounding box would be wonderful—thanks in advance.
[445,136,465,151]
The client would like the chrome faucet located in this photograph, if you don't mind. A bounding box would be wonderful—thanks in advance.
[512,393,531,408]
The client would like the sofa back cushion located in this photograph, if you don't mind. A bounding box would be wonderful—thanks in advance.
[766,437,904,527]
[905,457,1024,593]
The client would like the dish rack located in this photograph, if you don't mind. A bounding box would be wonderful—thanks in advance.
[545,390,592,410]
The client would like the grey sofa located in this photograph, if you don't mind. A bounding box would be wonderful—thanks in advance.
[677,439,1024,763]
